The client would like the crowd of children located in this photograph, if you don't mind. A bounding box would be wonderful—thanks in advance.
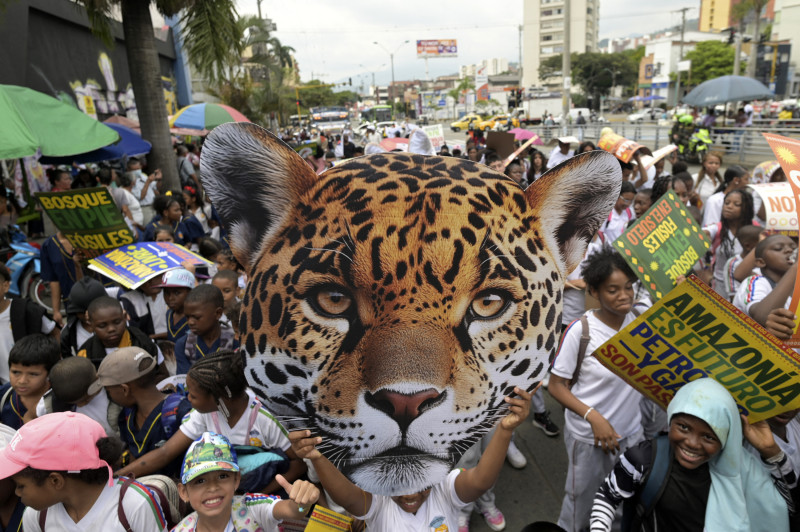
[0,133,795,532]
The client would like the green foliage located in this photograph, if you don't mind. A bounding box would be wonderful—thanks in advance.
[684,41,736,84]
[180,0,240,84]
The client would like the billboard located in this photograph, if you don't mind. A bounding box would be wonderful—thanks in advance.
[416,39,458,58]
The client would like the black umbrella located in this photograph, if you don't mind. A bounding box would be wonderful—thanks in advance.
[682,75,773,107]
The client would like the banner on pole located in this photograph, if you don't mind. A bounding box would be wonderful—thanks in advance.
[416,39,458,58]
[614,190,710,300]
[88,242,211,289]
[35,187,136,258]
[595,276,800,422]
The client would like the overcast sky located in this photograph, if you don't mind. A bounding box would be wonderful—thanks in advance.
[239,0,696,87]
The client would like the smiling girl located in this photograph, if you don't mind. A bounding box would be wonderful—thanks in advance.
[547,247,646,531]
[590,378,793,532]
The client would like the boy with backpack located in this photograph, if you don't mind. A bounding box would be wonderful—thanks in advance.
[89,347,192,478]
[174,285,236,374]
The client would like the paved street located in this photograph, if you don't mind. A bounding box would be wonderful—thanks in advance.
[466,391,568,532]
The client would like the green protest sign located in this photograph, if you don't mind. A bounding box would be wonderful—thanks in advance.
[614,190,709,300]
[35,187,136,258]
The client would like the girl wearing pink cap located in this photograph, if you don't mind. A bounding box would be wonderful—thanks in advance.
[0,412,168,531]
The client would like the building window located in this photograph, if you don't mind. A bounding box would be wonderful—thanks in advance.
[587,7,593,14]
[542,35,553,41]
[542,9,552,16]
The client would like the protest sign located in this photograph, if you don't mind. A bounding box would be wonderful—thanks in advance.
[422,124,445,152]
[598,132,652,163]
[614,190,710,300]
[594,276,800,422]
[748,182,797,233]
[88,242,211,289]
[35,187,136,258]
[762,133,800,346]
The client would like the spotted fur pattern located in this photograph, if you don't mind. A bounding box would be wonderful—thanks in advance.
[201,123,622,495]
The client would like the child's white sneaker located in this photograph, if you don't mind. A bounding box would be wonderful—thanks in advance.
[481,505,506,531]
[506,440,527,469]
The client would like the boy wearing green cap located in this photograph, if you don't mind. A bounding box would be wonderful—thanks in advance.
[175,432,319,531]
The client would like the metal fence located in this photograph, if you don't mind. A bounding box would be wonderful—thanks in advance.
[532,123,800,166]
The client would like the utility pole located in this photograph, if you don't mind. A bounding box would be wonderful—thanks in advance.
[733,21,743,76]
[256,0,262,18]
[561,0,571,134]
[518,24,524,86]
[374,41,410,116]
[673,7,689,108]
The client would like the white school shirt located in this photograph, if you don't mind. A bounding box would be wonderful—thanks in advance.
[701,191,724,228]
[732,274,790,315]
[551,311,643,444]
[22,478,168,532]
[600,207,635,245]
[180,389,290,451]
[359,469,468,531]
[546,147,574,169]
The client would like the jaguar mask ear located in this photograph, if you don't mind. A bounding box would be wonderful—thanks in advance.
[525,150,622,274]
[200,123,319,268]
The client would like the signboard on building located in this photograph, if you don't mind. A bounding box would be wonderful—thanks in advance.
[475,65,489,102]
[416,39,458,57]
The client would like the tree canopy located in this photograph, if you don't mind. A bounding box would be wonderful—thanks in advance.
[683,41,737,84]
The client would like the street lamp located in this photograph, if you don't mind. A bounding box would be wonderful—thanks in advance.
[373,40,410,115]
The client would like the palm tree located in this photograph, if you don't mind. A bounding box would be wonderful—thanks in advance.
[76,0,239,190]
[448,78,475,119]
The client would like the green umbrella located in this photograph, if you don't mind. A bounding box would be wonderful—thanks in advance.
[0,85,120,160]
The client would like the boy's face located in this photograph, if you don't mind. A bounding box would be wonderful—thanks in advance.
[211,278,237,305]
[184,301,222,338]
[9,363,48,399]
[185,376,217,413]
[164,287,191,312]
[740,238,759,257]
[633,192,652,217]
[391,488,432,514]
[668,413,721,469]
[12,473,61,511]
[178,470,240,520]
[104,384,135,408]
[141,277,163,298]
[756,235,797,276]
[90,306,127,348]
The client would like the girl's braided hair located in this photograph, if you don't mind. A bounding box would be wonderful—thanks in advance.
[186,349,247,400]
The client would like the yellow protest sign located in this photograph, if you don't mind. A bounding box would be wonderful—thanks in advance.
[594,276,800,422]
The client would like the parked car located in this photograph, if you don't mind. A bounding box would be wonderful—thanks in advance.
[627,108,661,123]
[450,114,482,132]
[475,114,520,131]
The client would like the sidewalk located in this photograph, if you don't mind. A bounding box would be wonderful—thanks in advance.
[468,391,568,531]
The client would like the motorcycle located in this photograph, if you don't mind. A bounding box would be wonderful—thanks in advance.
[686,127,712,164]
[1,226,50,312]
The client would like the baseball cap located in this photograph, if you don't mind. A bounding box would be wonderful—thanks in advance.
[87,347,157,396]
[180,432,239,484]
[155,268,195,289]
[0,412,112,484]
[66,277,107,314]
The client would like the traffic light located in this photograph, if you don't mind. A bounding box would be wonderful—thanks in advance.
[349,78,352,86]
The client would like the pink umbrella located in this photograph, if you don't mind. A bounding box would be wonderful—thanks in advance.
[509,128,543,144]
[380,138,409,151]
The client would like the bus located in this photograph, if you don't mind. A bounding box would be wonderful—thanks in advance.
[309,106,350,132]
[361,105,393,123]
